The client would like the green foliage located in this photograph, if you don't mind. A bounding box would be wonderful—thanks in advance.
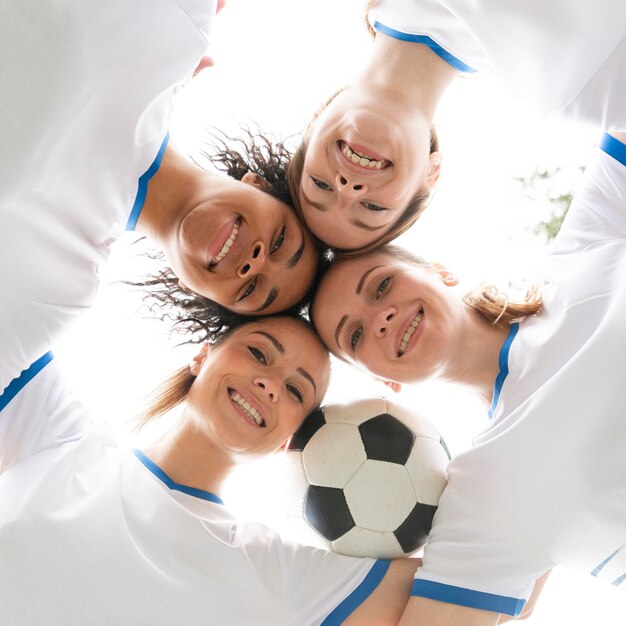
[515,166,584,241]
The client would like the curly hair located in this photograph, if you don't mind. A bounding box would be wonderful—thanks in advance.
[128,128,331,344]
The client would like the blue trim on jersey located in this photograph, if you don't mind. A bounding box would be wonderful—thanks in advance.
[0,351,54,412]
[600,132,626,167]
[132,448,224,505]
[412,579,525,617]
[612,572,626,586]
[125,132,170,231]
[321,560,390,625]
[488,322,519,419]
[373,21,477,73]
[591,544,624,577]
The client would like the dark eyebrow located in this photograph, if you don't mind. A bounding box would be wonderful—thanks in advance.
[350,219,387,232]
[297,367,317,395]
[335,314,348,350]
[356,265,383,294]
[251,331,284,353]
[253,288,279,313]
[301,190,328,212]
[302,191,389,233]
[286,231,305,269]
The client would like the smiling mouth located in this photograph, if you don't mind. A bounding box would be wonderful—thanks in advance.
[228,388,266,427]
[340,141,390,170]
[210,219,240,268]
[398,308,424,356]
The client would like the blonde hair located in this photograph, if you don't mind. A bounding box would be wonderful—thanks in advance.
[462,283,542,325]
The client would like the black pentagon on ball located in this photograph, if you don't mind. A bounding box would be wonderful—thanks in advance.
[358,413,415,464]
[394,501,438,553]
[304,485,355,541]
[287,407,326,452]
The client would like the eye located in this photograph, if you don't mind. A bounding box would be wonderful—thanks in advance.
[361,201,387,212]
[248,346,267,364]
[286,383,304,404]
[349,326,362,352]
[311,176,332,191]
[376,277,391,299]
[271,226,286,253]
[238,277,257,301]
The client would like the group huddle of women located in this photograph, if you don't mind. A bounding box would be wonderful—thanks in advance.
[1,0,625,624]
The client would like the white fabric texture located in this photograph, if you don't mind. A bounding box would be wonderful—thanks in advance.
[0,360,380,625]
[370,0,626,131]
[0,0,214,391]
[415,141,626,613]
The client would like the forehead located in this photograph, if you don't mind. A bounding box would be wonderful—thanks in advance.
[233,318,328,367]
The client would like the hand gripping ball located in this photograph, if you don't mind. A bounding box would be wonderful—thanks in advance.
[284,397,450,559]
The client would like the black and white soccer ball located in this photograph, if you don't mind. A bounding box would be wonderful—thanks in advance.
[284,397,450,559]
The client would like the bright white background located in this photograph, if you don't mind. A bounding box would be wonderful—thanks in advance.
[57,1,625,623]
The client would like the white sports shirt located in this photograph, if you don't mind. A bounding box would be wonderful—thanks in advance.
[0,0,215,392]
[0,357,388,625]
[413,134,626,615]
[369,0,626,132]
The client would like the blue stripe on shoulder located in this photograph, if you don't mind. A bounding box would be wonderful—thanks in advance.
[488,322,519,419]
[412,579,525,617]
[126,132,170,231]
[374,21,477,73]
[600,133,626,167]
[132,448,224,505]
[0,351,54,412]
[321,559,390,625]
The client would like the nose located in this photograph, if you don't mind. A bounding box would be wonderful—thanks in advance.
[335,173,367,197]
[238,241,266,278]
[254,376,280,403]
[373,306,397,337]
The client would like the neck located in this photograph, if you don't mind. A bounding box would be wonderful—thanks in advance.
[144,413,234,498]
[135,145,206,249]
[441,307,512,405]
[362,31,459,123]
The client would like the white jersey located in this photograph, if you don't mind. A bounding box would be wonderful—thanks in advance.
[413,134,626,615]
[0,358,387,625]
[0,0,215,392]
[369,0,626,132]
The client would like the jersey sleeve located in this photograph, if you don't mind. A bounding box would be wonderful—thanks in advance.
[234,521,389,625]
[0,356,91,474]
[413,483,550,617]
[553,133,626,254]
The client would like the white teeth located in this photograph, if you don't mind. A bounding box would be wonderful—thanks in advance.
[398,310,424,355]
[230,390,264,426]
[214,222,239,264]
[342,143,386,169]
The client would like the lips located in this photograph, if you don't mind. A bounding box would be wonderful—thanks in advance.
[396,307,424,357]
[228,387,267,427]
[208,218,240,269]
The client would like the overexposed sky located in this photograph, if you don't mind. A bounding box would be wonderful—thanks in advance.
[56,1,624,623]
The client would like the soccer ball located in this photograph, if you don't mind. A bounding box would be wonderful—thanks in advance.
[283,397,450,559]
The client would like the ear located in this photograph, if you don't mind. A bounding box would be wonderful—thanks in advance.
[432,262,459,286]
[241,172,272,192]
[373,377,402,393]
[190,344,210,376]
[425,151,443,190]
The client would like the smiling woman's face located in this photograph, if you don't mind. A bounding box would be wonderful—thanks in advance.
[168,177,318,315]
[298,84,437,250]
[186,317,330,458]
[311,252,462,384]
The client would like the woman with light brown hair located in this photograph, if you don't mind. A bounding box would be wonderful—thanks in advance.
[311,132,626,623]
[288,0,626,253]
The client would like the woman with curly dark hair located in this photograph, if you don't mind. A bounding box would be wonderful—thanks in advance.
[0,0,320,393]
